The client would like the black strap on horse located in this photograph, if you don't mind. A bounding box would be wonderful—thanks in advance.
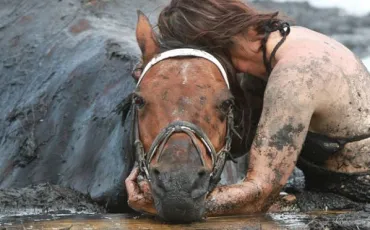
[261,21,290,76]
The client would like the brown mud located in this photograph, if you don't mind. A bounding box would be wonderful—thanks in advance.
[1,211,370,230]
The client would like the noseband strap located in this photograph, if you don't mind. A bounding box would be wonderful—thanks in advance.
[146,121,217,167]
[133,48,234,192]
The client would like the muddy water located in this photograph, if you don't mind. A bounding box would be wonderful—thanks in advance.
[0,212,352,230]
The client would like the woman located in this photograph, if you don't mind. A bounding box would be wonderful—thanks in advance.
[126,0,370,216]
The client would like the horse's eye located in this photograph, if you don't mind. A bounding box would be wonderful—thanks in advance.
[220,99,233,113]
[133,95,145,108]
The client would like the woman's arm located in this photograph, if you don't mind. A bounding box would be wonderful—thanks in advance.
[206,66,315,216]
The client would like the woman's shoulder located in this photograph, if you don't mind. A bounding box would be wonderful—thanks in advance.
[276,25,360,76]
[266,55,322,100]
[278,37,362,79]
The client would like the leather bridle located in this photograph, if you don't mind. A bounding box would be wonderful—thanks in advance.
[122,48,236,192]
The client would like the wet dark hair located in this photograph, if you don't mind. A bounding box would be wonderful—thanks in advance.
[156,0,288,93]
[158,0,287,52]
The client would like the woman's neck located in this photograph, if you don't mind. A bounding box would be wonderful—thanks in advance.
[231,29,291,81]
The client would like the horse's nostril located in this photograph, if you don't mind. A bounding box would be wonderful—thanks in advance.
[190,168,210,199]
[150,167,166,197]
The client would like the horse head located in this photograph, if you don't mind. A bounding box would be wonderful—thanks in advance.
[118,11,249,222]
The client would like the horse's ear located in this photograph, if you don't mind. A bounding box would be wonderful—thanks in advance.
[136,10,160,65]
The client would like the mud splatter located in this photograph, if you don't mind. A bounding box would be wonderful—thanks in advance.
[269,123,305,150]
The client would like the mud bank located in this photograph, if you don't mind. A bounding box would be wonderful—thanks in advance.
[0,183,104,216]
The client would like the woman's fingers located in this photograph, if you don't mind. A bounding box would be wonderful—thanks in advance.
[125,167,156,215]
[125,167,140,196]
[138,179,151,195]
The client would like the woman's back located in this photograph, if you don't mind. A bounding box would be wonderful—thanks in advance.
[275,26,370,139]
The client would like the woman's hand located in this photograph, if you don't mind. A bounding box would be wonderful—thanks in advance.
[125,167,157,215]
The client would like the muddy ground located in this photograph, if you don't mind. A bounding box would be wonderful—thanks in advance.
[1,0,370,229]
[0,184,104,217]
[1,184,370,229]
[2,212,370,230]
[1,209,370,230]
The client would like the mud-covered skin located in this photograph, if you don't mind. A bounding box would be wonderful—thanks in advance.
[204,62,313,216]
[202,26,370,216]
[282,29,370,175]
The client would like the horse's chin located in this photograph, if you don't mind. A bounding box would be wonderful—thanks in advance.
[154,193,207,223]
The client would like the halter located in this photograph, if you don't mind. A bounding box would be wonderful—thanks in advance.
[132,48,234,192]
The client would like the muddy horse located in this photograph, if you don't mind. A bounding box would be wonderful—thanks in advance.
[115,11,252,222]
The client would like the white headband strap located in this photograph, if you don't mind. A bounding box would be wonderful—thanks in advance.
[137,48,230,89]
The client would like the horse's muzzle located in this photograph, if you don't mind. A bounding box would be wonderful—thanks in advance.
[154,191,207,223]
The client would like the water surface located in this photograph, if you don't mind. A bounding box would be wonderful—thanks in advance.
[0,212,351,230]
